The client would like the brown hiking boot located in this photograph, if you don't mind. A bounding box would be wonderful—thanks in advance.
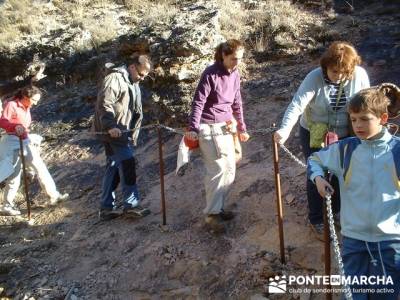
[205,214,226,233]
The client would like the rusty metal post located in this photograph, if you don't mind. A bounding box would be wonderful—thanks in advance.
[19,137,31,220]
[157,124,167,225]
[272,126,285,264]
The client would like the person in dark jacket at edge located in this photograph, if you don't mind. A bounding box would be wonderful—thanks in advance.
[94,55,152,221]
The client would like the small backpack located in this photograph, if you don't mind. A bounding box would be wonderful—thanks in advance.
[97,62,117,88]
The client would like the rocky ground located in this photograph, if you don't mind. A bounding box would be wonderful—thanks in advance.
[0,0,399,299]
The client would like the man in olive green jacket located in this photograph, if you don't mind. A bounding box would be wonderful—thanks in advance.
[94,55,151,220]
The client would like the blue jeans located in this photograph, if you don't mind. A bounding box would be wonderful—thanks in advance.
[300,126,340,224]
[100,142,140,210]
[342,236,400,300]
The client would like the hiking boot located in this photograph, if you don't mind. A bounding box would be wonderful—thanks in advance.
[219,209,235,221]
[123,205,151,218]
[310,222,325,242]
[205,214,226,233]
[0,205,21,216]
[49,193,69,206]
[99,208,121,221]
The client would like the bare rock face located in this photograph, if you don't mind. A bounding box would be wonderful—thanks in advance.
[121,1,224,125]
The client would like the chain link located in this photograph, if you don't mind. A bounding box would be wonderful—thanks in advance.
[158,124,277,138]
[278,143,307,168]
[248,127,277,135]
[91,124,157,135]
[325,193,353,300]
[157,124,185,135]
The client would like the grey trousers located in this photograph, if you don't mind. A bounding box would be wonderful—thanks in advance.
[3,144,60,208]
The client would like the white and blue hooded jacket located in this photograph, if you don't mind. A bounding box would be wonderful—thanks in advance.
[308,128,400,242]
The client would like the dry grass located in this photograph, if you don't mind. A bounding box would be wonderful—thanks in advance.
[0,0,324,54]
[141,2,179,26]
[0,0,44,49]
[0,0,122,52]
[216,0,250,40]
[216,0,324,53]
[86,14,119,50]
[0,0,179,52]
[121,0,179,26]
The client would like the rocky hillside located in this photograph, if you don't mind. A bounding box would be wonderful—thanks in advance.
[0,0,335,126]
[0,0,399,299]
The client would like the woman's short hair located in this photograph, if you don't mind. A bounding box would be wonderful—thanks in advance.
[320,41,362,80]
[15,85,42,100]
[214,39,244,63]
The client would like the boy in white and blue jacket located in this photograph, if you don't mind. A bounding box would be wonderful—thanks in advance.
[308,88,400,300]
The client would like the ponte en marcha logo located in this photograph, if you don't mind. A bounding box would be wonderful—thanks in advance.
[266,274,394,294]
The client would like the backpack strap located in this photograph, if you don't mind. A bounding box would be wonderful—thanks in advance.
[339,137,361,183]
[388,137,400,181]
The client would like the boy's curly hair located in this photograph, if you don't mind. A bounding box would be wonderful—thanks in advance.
[348,88,390,117]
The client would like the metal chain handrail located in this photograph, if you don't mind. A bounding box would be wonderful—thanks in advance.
[30,123,158,138]
[157,124,277,138]
[31,124,277,139]
[90,124,157,135]
[278,143,307,168]
[278,142,352,299]
[325,193,353,300]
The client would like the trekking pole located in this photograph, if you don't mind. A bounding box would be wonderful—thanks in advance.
[19,136,31,221]
[157,123,167,225]
[272,125,286,264]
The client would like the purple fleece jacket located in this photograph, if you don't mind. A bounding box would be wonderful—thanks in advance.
[188,62,246,133]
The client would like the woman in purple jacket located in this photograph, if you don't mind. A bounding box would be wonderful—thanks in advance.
[185,39,250,232]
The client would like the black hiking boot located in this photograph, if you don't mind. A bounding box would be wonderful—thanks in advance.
[205,214,226,233]
[219,209,235,221]
[99,208,121,221]
[123,205,151,218]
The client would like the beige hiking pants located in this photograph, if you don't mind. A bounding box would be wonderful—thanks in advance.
[199,123,236,215]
